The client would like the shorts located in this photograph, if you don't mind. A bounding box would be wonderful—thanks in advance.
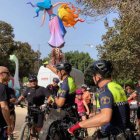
[78,112,86,117]
[33,112,44,128]
[0,127,7,140]
[137,106,140,119]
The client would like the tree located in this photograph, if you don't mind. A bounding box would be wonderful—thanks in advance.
[76,0,140,81]
[65,51,94,73]
[12,42,39,78]
[96,1,140,81]
[0,21,40,79]
[0,21,15,67]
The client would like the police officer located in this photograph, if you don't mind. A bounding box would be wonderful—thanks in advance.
[17,75,50,132]
[68,60,130,139]
[39,62,77,139]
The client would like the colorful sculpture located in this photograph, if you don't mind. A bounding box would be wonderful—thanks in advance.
[27,0,84,65]
[58,3,84,27]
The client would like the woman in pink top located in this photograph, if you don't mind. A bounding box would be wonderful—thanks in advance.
[75,89,89,121]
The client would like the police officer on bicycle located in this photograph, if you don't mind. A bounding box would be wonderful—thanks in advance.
[40,62,77,139]
[17,75,50,132]
[68,60,131,139]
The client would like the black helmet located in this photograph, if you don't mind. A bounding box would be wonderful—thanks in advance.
[53,77,60,84]
[55,62,72,73]
[91,60,113,78]
[28,75,37,82]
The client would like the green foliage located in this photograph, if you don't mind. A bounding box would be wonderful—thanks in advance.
[96,1,140,81]
[65,51,94,86]
[0,21,40,79]
[65,51,93,73]
[78,0,140,81]
[23,77,28,83]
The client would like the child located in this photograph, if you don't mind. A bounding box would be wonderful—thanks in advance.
[75,89,89,121]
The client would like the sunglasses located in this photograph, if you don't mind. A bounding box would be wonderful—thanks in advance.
[0,72,10,76]
[29,80,37,82]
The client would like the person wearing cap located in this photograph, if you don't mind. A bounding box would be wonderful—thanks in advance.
[68,60,130,139]
[39,62,77,139]
[17,75,50,133]
[46,77,60,103]
[75,89,89,121]
[0,66,12,139]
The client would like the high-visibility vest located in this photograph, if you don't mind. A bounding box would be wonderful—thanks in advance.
[107,82,127,104]
[68,76,77,94]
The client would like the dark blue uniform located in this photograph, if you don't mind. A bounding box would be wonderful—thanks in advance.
[98,82,130,135]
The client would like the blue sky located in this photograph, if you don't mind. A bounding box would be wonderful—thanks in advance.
[0,0,118,59]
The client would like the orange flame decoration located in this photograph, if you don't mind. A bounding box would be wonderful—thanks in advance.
[58,4,84,27]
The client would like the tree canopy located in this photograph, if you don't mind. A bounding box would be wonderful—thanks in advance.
[0,21,39,78]
[77,0,140,81]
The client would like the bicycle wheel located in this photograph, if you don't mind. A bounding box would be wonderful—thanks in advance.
[19,122,30,140]
[46,122,67,140]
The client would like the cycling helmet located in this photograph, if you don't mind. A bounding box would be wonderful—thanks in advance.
[91,60,113,78]
[53,77,60,84]
[28,75,37,82]
[55,62,72,73]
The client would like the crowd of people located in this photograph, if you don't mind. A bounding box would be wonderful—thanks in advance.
[0,60,140,140]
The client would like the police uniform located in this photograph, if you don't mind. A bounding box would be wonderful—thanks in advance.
[57,76,76,109]
[98,82,130,137]
[39,76,77,139]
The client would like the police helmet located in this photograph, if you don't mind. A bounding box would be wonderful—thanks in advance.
[55,62,72,73]
[91,60,113,78]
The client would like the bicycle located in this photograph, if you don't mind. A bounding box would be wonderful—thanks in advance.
[19,104,44,140]
[41,105,88,140]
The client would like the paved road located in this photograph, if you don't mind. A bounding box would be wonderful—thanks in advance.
[14,106,27,139]
[14,107,95,140]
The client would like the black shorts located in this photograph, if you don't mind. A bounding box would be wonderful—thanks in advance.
[137,106,140,119]
[33,113,44,128]
[0,127,7,140]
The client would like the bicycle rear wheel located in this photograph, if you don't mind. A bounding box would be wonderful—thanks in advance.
[19,122,30,140]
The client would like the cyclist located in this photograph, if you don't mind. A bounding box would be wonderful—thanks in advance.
[17,75,50,132]
[46,77,60,97]
[68,60,131,139]
[0,66,12,140]
[47,62,76,108]
[40,62,77,139]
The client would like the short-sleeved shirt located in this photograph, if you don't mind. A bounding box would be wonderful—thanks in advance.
[0,83,8,127]
[98,83,130,134]
[75,98,85,113]
[23,86,49,106]
[6,86,16,110]
[57,77,75,108]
